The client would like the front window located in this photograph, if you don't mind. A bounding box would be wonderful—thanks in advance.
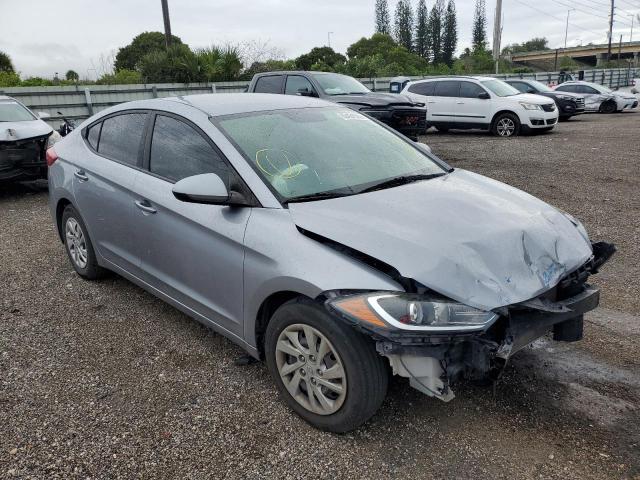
[481,79,520,97]
[215,107,445,202]
[527,80,554,93]
[311,73,370,96]
[0,101,36,122]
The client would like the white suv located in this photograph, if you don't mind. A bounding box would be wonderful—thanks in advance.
[401,76,559,137]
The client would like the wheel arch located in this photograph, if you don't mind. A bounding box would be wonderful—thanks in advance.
[55,197,73,242]
[490,109,521,127]
[254,291,314,359]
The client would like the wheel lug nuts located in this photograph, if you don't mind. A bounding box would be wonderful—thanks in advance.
[317,369,323,376]
[310,377,317,385]
[298,355,305,362]
[309,355,316,362]
[299,368,306,376]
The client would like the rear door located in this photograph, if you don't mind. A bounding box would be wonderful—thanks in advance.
[132,112,251,336]
[456,81,492,125]
[74,112,148,274]
[428,81,460,123]
[577,85,604,111]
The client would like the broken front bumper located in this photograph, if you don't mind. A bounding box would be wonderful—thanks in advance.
[0,134,50,182]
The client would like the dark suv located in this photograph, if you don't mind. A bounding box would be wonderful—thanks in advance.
[247,71,427,139]
[505,79,585,121]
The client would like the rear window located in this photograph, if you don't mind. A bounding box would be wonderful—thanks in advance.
[254,75,283,94]
[0,101,36,122]
[434,81,460,97]
[98,113,147,167]
[408,82,435,96]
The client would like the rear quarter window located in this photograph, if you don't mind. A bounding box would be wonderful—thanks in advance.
[434,81,460,97]
[86,122,101,150]
[254,75,284,94]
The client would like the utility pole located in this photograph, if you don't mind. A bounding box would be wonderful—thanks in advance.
[564,9,574,50]
[327,32,334,48]
[618,34,623,63]
[628,14,635,43]
[607,0,614,62]
[161,0,172,49]
[492,0,503,74]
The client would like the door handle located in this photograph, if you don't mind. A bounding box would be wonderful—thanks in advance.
[456,101,465,104]
[74,170,88,182]
[135,200,157,214]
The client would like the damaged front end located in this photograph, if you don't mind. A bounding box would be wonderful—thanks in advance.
[0,132,51,182]
[324,241,615,402]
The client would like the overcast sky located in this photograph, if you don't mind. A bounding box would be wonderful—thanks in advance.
[1,0,638,78]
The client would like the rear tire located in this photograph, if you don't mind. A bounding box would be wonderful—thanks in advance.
[491,112,520,137]
[559,116,572,122]
[435,126,450,133]
[62,205,105,280]
[599,101,617,114]
[265,297,388,433]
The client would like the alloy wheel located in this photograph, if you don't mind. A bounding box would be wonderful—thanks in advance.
[275,323,347,415]
[496,118,516,136]
[65,217,88,269]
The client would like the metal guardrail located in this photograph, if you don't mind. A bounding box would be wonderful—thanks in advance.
[2,67,637,128]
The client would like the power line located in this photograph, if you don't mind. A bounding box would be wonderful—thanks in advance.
[552,0,611,20]
[512,0,606,37]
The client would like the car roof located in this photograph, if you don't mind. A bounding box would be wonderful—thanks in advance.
[253,71,337,76]
[408,75,496,84]
[103,93,338,118]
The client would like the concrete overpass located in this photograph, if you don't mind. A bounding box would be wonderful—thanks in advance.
[508,41,640,68]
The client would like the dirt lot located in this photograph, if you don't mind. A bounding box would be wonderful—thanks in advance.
[1,112,639,479]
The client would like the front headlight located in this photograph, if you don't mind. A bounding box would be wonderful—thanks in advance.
[328,292,498,332]
[519,102,543,111]
[558,209,590,244]
[47,130,62,148]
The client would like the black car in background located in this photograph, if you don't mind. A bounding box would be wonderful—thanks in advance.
[247,71,427,139]
[505,79,585,121]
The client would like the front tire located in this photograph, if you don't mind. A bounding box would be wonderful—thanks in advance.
[491,113,520,137]
[265,298,388,433]
[599,101,617,114]
[62,205,105,280]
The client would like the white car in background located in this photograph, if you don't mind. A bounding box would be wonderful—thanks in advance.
[1,96,60,182]
[554,81,638,113]
[401,76,559,137]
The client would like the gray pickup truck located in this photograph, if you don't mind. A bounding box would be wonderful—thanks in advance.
[246,71,427,140]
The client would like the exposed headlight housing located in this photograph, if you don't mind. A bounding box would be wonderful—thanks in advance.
[557,94,576,101]
[558,209,590,244]
[47,130,62,148]
[519,102,543,111]
[328,292,499,333]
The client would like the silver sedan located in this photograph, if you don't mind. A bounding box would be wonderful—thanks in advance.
[47,93,613,432]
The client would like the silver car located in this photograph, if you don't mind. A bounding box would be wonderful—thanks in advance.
[554,81,638,113]
[47,94,614,432]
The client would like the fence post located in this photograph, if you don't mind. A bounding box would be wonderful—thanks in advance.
[151,86,158,98]
[372,78,377,92]
[211,83,217,93]
[84,88,94,116]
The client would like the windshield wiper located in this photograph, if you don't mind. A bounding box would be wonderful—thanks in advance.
[283,191,354,205]
[358,173,446,194]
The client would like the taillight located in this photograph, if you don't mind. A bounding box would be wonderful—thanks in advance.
[46,147,58,167]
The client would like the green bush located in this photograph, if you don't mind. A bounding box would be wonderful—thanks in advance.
[97,69,143,85]
[0,71,21,87]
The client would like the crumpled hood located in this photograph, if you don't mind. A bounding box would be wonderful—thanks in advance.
[289,169,593,311]
[0,119,52,142]
[333,92,419,108]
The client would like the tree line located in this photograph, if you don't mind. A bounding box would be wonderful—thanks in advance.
[1,4,558,88]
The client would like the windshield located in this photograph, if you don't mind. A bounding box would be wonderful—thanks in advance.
[311,73,370,96]
[481,79,520,97]
[215,107,445,202]
[0,101,37,122]
[528,80,554,92]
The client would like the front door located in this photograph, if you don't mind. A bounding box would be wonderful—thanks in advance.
[456,81,492,126]
[133,113,250,337]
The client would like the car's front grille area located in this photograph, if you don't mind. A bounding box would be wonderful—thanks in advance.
[546,118,557,125]
[391,109,427,129]
[542,103,556,112]
[575,98,585,109]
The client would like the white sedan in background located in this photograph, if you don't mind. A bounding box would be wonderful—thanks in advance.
[554,81,638,113]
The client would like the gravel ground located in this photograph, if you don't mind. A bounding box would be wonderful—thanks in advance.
[1,112,639,479]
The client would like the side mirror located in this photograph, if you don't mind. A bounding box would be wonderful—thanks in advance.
[478,92,490,99]
[297,88,316,97]
[37,112,51,119]
[172,173,249,206]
